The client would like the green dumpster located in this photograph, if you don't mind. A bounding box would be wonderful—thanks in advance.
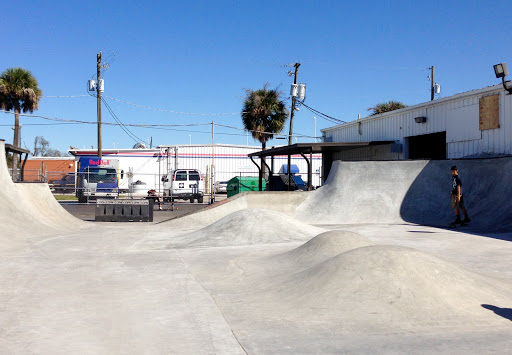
[227,177,266,198]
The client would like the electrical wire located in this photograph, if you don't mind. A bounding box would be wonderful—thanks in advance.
[214,122,316,139]
[0,122,82,126]
[41,95,91,98]
[1,109,314,139]
[103,95,243,116]
[0,109,211,127]
[101,97,145,144]
[297,100,346,125]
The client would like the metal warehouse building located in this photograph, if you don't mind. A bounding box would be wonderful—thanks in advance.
[321,84,512,161]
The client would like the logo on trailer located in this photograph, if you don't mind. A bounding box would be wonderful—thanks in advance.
[89,159,111,166]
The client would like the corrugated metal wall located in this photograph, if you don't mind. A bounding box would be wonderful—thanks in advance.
[323,85,512,160]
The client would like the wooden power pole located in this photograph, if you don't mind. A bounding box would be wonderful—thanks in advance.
[288,63,300,145]
[97,52,103,158]
[287,63,300,191]
[430,65,435,101]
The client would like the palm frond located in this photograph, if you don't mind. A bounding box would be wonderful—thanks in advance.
[0,67,42,113]
[241,84,289,146]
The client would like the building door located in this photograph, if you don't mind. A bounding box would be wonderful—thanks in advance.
[406,132,446,159]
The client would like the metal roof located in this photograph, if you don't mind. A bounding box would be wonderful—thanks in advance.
[4,143,30,155]
[247,141,395,157]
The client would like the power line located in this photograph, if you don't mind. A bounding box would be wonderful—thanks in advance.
[298,100,346,125]
[41,92,245,116]
[101,97,145,144]
[0,109,211,127]
[103,95,243,116]
[0,122,81,126]
[0,109,315,139]
[41,95,91,98]
[215,122,316,139]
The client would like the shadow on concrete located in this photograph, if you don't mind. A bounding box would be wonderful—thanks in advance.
[482,304,512,322]
[400,157,512,241]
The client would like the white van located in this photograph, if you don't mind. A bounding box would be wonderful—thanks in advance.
[162,169,205,203]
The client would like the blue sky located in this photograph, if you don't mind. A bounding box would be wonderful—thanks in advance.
[1,0,510,154]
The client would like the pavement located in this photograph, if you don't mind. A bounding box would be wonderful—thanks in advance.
[1,139,512,354]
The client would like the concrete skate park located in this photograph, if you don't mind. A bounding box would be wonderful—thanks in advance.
[1,139,512,354]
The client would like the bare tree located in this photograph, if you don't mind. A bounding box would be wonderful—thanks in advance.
[33,136,64,157]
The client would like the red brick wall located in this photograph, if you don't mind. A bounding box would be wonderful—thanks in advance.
[24,159,76,182]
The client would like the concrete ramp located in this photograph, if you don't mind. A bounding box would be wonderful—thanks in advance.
[295,160,427,224]
[0,141,84,250]
[400,158,512,231]
[171,158,512,231]
[296,158,512,230]
[16,183,85,226]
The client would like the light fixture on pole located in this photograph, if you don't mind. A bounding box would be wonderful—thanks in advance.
[493,62,512,94]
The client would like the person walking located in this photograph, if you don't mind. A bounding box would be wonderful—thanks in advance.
[450,166,470,225]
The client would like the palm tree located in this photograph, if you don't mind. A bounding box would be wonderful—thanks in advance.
[242,85,288,183]
[367,100,406,116]
[0,67,42,176]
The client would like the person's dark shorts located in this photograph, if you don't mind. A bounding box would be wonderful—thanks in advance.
[451,195,466,210]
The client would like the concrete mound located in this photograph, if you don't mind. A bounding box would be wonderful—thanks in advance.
[167,191,309,228]
[276,230,374,268]
[178,208,324,248]
[261,245,511,325]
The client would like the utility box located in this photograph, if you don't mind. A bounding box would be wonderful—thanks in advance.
[227,177,266,198]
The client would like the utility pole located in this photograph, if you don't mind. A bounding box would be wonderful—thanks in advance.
[288,62,300,145]
[430,65,435,101]
[211,121,215,204]
[287,62,300,191]
[97,52,102,158]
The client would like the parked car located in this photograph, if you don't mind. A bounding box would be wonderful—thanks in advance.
[214,181,228,193]
[52,173,76,193]
[162,169,205,203]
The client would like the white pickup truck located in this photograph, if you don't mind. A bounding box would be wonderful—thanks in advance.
[162,169,205,203]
